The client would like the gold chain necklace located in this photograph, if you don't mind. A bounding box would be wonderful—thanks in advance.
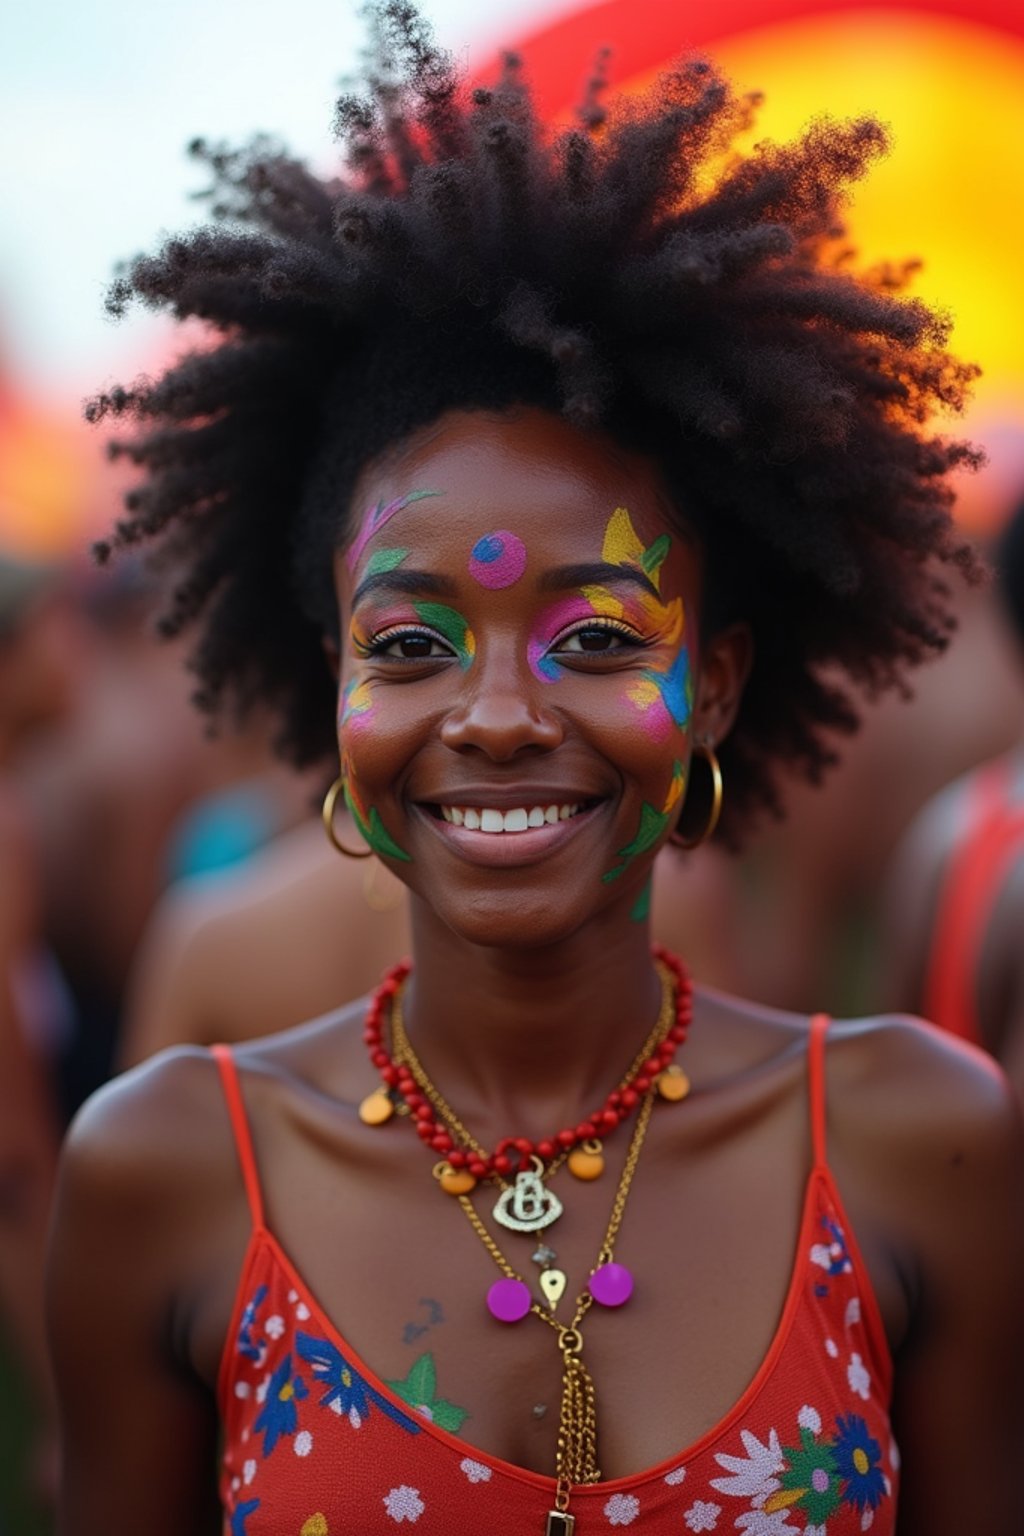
[458,1090,656,1533]
[390,959,674,1200]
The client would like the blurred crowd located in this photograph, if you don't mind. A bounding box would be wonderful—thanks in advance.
[1,406,1023,1530]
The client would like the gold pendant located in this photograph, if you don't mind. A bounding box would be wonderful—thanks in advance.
[567,1140,604,1181]
[493,1165,563,1233]
[538,1269,567,1309]
[358,1087,394,1125]
[656,1064,691,1102]
[545,1512,575,1535]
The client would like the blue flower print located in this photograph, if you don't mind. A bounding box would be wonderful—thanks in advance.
[834,1413,887,1512]
[237,1284,268,1363]
[821,1217,852,1276]
[254,1352,309,1456]
[230,1497,260,1534]
[296,1332,420,1434]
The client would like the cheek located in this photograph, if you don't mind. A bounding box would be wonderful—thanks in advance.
[624,644,694,741]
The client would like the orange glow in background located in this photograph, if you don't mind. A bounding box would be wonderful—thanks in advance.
[3,1,1022,553]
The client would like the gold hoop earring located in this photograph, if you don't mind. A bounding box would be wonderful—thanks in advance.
[671,741,723,850]
[322,775,373,859]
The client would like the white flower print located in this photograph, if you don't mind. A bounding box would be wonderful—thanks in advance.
[847,1351,871,1400]
[255,1373,271,1404]
[845,1296,861,1329]
[684,1500,721,1532]
[861,1510,875,1531]
[824,1337,839,1358]
[288,1288,299,1303]
[296,1302,311,1321]
[809,1244,833,1271]
[265,1314,285,1340]
[604,1493,640,1525]
[234,1381,251,1400]
[889,1436,901,1471]
[797,1405,821,1434]
[806,1526,826,1536]
[664,1465,687,1486]
[243,1459,257,1486]
[459,1458,492,1484]
[294,1430,313,1457]
[735,1509,801,1535]
[384,1485,425,1522]
[710,1429,784,1503]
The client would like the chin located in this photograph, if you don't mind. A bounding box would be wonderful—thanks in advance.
[430,891,592,953]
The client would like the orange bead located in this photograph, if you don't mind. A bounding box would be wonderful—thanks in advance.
[438,1166,478,1196]
[656,1065,691,1102]
[358,1088,394,1126]
[568,1145,605,1181]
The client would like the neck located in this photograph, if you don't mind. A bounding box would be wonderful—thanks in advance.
[397,901,667,1148]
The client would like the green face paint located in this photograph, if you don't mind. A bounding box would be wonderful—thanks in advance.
[364,547,409,578]
[604,761,685,884]
[412,602,476,669]
[630,877,653,923]
[343,781,411,863]
[384,1353,469,1433]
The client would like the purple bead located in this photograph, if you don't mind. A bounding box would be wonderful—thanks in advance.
[588,1262,634,1308]
[487,1277,532,1323]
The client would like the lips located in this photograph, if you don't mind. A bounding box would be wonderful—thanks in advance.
[413,791,606,866]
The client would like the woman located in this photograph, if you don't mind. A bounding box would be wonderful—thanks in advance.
[48,7,1024,1533]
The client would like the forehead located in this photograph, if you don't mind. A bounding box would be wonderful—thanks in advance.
[344,408,684,561]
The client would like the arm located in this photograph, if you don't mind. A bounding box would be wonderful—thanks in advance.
[846,1024,1024,1533]
[47,1054,227,1535]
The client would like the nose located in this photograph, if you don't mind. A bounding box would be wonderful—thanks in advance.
[439,644,564,761]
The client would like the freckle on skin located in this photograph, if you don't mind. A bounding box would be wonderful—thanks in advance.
[951,1150,965,1167]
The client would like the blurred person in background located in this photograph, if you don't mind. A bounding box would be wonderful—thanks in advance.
[0,549,85,1527]
[877,491,1024,1098]
[20,559,321,1118]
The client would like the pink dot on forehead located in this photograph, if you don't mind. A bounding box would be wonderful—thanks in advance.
[468,531,527,590]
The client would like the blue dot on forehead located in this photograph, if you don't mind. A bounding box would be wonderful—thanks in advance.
[472,534,504,563]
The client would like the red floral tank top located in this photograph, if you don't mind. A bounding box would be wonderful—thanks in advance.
[214,1017,898,1535]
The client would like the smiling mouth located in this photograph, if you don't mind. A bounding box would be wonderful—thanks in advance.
[429,800,594,833]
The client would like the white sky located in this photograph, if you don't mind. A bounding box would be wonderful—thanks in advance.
[0,0,571,401]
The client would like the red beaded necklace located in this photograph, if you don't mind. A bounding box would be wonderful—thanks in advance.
[359,944,693,1180]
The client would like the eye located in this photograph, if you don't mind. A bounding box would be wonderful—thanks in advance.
[362,626,455,661]
[552,620,645,656]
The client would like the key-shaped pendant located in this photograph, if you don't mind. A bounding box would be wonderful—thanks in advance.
[493,1165,563,1232]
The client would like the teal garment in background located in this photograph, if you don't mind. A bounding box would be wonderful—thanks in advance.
[165,782,280,882]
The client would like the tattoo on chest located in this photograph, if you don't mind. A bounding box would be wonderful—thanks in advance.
[385,1350,469,1432]
[401,1297,445,1345]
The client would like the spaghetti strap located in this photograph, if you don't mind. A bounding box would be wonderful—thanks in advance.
[807,1014,830,1171]
[211,1044,266,1231]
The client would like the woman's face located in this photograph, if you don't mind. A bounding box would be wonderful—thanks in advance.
[332,407,747,948]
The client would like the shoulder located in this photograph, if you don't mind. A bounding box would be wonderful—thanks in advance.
[60,1045,233,1208]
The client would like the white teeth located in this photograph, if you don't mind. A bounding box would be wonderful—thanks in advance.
[438,802,584,833]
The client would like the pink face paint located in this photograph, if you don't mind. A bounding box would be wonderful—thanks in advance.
[527,593,612,682]
[468,530,528,590]
[345,489,442,572]
[339,676,374,732]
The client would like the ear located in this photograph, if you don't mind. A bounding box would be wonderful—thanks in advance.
[322,633,340,683]
[692,622,753,746]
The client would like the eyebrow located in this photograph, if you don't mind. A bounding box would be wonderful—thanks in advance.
[539,562,662,601]
[351,569,460,607]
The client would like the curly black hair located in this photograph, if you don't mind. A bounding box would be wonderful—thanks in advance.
[88,0,982,844]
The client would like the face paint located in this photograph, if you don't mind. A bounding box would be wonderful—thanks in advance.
[626,646,693,739]
[339,676,375,732]
[602,507,671,591]
[603,760,685,884]
[345,489,442,573]
[630,877,653,923]
[342,774,412,863]
[527,589,625,683]
[468,530,527,590]
[364,547,409,578]
[412,602,476,669]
